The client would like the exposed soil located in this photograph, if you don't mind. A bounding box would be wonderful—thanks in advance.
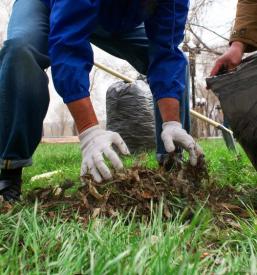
[1,156,256,226]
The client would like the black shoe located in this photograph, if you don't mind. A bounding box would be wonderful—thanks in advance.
[0,168,22,202]
[0,178,22,202]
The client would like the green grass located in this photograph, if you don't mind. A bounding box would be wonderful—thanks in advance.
[200,139,257,186]
[1,139,257,274]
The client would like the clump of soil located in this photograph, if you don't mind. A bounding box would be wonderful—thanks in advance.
[19,158,254,222]
[1,157,256,226]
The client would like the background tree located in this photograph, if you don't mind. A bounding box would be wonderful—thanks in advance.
[185,0,236,137]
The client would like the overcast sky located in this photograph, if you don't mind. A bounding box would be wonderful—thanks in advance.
[191,0,237,46]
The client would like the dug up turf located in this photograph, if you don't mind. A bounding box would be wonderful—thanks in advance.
[1,156,257,226]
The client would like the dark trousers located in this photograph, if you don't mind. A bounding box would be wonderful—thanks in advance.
[0,0,190,169]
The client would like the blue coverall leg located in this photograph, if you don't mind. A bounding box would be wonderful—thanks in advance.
[0,0,50,169]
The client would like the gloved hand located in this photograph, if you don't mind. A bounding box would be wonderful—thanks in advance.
[161,121,203,166]
[79,125,130,183]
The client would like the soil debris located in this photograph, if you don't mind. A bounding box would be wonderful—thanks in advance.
[7,159,252,225]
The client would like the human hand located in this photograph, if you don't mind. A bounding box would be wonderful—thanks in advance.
[210,41,245,76]
[161,121,203,166]
[79,125,130,183]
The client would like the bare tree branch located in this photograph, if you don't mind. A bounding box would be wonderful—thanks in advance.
[188,25,223,56]
[188,23,229,41]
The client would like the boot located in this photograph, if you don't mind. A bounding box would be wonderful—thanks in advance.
[0,168,22,202]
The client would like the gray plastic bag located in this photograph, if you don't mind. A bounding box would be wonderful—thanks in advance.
[106,81,156,153]
[206,54,257,171]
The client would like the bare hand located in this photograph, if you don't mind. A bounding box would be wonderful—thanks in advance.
[210,41,245,76]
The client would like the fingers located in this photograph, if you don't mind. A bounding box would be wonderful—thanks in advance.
[89,166,103,183]
[210,48,243,77]
[80,160,87,177]
[210,60,224,76]
[93,152,112,181]
[161,131,176,153]
[170,130,203,166]
[227,62,238,71]
[81,159,103,183]
[187,143,205,166]
[84,148,123,183]
[111,132,130,155]
[188,144,198,166]
[80,129,128,183]
[81,153,113,183]
[195,143,204,157]
[103,147,123,170]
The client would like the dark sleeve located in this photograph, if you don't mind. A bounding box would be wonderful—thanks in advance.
[48,0,100,103]
[145,0,189,101]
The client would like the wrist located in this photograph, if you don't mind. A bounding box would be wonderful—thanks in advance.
[157,98,180,122]
[162,121,182,129]
[67,97,98,134]
[79,124,101,141]
[231,41,245,53]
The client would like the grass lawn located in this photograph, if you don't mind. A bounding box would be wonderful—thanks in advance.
[1,140,257,274]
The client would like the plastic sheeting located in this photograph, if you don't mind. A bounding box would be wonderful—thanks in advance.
[206,54,257,171]
[106,81,156,153]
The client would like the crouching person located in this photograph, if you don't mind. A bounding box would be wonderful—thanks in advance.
[0,0,203,202]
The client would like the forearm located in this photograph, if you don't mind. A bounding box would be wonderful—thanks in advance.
[157,98,180,123]
[67,97,98,134]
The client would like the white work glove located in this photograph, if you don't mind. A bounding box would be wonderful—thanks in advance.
[161,121,203,166]
[79,125,130,183]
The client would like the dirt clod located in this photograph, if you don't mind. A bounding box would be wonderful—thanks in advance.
[13,158,256,226]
